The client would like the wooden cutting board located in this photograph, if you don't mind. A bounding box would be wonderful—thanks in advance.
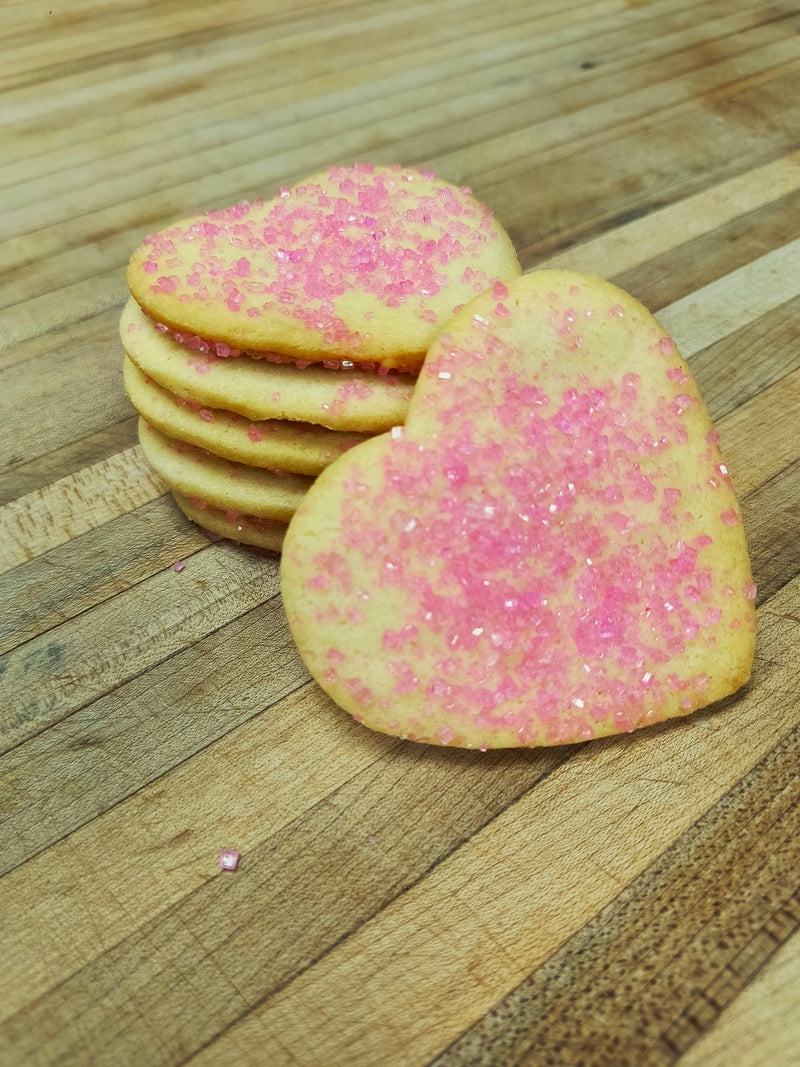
[2,1,800,1064]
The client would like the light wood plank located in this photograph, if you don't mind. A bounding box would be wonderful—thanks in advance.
[0,446,165,574]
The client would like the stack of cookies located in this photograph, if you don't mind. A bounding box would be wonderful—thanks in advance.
[121,163,521,550]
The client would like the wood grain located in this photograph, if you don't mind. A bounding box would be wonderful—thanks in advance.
[2,1,799,1064]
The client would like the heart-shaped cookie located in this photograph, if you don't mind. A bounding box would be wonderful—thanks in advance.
[127,164,521,371]
[281,271,755,748]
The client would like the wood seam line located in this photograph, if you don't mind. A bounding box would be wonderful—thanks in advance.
[442,40,800,183]
[9,42,800,260]
[0,676,318,885]
[2,233,798,573]
[0,0,599,106]
[0,582,287,761]
[0,0,631,138]
[0,0,684,92]
[4,22,799,252]
[0,0,776,199]
[537,150,800,279]
[0,0,773,194]
[0,445,166,574]
[426,720,800,1067]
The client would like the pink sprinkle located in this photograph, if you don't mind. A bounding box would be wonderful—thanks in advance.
[199,409,214,422]
[156,275,179,292]
[219,850,240,871]
[143,261,158,274]
[659,337,675,355]
[705,607,722,625]
[743,580,757,600]
[720,508,740,527]
[495,303,510,318]
[172,560,185,572]
[608,304,625,318]
[437,725,455,745]
[706,428,721,445]
[492,281,508,299]
[248,425,264,442]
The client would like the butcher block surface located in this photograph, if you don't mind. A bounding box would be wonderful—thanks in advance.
[2,1,800,1064]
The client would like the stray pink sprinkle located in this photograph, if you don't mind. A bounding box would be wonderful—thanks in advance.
[720,508,740,527]
[172,560,185,572]
[743,580,757,600]
[219,850,240,871]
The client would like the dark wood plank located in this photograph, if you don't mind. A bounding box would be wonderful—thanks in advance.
[429,718,800,1067]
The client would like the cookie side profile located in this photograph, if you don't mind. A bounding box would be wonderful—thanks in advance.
[121,297,415,432]
[127,164,522,370]
[281,271,756,749]
[138,419,312,523]
[171,491,287,552]
[124,357,368,475]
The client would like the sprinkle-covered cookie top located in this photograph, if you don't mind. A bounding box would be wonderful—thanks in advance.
[281,271,755,749]
[128,164,521,371]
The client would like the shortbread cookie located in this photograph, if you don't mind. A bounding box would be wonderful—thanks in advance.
[121,298,414,432]
[172,491,287,552]
[124,357,368,476]
[138,420,311,523]
[281,271,756,749]
[128,163,522,371]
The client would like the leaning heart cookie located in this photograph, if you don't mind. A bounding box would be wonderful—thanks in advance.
[281,270,756,748]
